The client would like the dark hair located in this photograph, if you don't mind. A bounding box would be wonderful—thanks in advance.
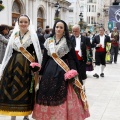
[46,25,49,28]
[88,31,91,34]
[50,20,72,49]
[18,14,30,23]
[99,27,105,31]
[45,29,50,34]
[36,27,42,34]
[0,26,9,35]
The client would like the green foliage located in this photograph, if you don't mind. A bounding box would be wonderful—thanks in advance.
[0,4,5,11]
[68,24,73,32]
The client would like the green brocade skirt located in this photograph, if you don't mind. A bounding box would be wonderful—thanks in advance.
[0,52,34,116]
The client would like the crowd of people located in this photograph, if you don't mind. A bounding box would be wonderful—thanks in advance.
[0,14,119,120]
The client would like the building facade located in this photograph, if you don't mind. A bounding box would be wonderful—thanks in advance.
[68,0,106,32]
[0,0,71,29]
[68,0,120,32]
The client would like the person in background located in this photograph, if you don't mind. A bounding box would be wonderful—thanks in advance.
[105,30,109,36]
[110,27,119,64]
[32,20,90,120]
[83,32,93,72]
[0,14,42,120]
[44,25,51,39]
[0,24,12,64]
[92,27,110,78]
[70,25,91,85]
[36,27,45,52]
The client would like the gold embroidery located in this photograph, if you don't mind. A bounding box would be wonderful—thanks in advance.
[0,110,32,116]
[14,89,27,100]
[19,47,35,62]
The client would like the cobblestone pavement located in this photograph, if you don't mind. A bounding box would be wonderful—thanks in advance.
[0,55,120,120]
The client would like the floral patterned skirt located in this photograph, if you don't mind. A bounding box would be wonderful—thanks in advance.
[32,84,90,120]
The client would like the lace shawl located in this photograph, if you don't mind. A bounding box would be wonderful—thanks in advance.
[44,37,70,58]
[12,31,32,52]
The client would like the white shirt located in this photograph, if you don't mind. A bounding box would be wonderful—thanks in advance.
[75,35,82,56]
[100,35,105,48]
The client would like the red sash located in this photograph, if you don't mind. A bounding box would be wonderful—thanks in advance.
[111,41,118,46]
[96,46,105,52]
[75,51,83,60]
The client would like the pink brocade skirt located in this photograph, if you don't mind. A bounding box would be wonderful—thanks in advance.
[32,84,90,120]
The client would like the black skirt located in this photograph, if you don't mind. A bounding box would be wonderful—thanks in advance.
[36,58,68,106]
[0,51,34,116]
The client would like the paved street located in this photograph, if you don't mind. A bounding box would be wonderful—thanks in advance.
[0,55,120,120]
[86,54,120,120]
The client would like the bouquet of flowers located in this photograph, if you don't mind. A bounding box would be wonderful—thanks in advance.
[30,62,41,73]
[64,69,78,81]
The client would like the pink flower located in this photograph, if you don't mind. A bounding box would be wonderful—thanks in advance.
[64,69,78,80]
[30,62,41,68]
[30,62,41,72]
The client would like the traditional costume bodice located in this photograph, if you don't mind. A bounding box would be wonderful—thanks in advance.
[44,37,70,58]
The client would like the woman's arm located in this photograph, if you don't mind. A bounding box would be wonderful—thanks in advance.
[0,34,8,44]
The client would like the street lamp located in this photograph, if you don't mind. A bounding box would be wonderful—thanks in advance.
[78,12,87,31]
[79,12,83,29]
[94,22,97,27]
[54,2,61,20]
[93,22,97,33]
[79,12,83,22]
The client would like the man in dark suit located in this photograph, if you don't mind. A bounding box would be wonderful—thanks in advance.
[70,25,91,85]
[92,27,110,78]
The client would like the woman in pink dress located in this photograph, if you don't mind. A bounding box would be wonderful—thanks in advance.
[32,20,90,120]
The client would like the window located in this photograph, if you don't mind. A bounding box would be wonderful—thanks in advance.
[89,5,90,12]
[69,9,73,12]
[92,5,94,12]
[88,0,93,3]
[95,5,96,12]
[91,16,94,24]
[80,6,84,12]
[37,8,44,28]
[12,0,21,26]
